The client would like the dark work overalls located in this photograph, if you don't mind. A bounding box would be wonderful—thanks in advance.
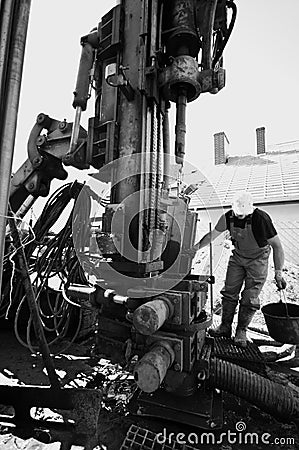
[220,211,270,312]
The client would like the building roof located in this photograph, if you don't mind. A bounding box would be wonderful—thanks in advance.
[190,147,299,209]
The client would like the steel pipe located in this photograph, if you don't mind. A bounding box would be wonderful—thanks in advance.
[175,86,187,165]
[0,0,32,293]
[8,206,61,391]
[0,0,15,100]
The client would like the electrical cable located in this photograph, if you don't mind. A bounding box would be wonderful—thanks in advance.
[0,213,36,318]
[3,182,93,354]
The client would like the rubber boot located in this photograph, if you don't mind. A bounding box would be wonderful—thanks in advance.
[234,306,256,347]
[209,301,237,338]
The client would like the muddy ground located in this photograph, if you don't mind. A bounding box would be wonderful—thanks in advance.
[1,331,299,449]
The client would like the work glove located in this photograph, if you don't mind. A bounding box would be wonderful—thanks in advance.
[275,270,287,290]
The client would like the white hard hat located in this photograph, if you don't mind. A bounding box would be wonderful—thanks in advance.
[232,191,254,216]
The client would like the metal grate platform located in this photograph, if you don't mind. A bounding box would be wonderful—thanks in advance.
[214,337,265,364]
[120,424,198,450]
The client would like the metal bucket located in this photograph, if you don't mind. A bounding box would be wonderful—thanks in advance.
[261,302,299,344]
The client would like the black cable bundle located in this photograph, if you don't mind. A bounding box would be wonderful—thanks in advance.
[26,182,83,259]
[3,181,95,352]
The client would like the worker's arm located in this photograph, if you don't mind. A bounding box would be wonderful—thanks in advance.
[193,228,223,252]
[191,213,226,254]
[268,235,286,290]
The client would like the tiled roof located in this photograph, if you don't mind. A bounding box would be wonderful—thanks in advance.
[190,149,299,208]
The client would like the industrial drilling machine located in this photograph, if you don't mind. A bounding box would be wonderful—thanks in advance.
[0,0,237,444]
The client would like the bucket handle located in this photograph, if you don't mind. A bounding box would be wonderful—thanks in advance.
[279,289,290,318]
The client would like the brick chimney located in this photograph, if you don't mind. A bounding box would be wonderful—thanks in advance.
[214,132,229,165]
[256,127,266,155]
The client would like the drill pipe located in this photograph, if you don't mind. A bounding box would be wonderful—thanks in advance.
[175,87,187,165]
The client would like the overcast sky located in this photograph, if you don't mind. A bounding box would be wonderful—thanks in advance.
[14,0,299,173]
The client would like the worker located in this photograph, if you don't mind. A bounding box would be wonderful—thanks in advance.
[193,190,286,347]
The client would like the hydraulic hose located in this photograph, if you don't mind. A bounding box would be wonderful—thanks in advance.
[209,358,299,422]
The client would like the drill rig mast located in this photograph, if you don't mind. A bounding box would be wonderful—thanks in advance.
[67,0,235,426]
[0,0,238,443]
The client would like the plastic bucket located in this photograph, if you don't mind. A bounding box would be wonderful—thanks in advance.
[261,302,299,344]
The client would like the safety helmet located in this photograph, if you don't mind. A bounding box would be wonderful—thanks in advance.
[232,191,254,216]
